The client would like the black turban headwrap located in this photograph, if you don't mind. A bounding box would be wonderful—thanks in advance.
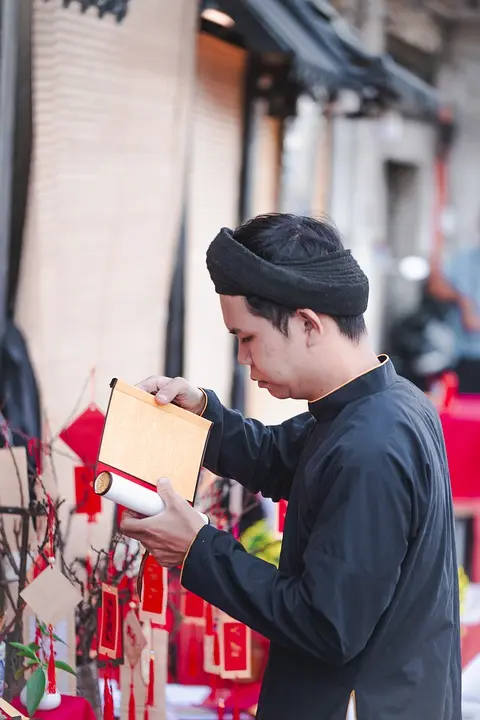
[206,227,369,316]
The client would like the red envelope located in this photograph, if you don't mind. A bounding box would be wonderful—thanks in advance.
[140,554,168,624]
[74,465,101,517]
[98,584,121,661]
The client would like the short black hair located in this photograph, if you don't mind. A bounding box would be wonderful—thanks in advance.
[232,213,367,343]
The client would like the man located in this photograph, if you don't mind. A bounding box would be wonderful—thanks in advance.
[122,214,461,720]
[428,241,480,394]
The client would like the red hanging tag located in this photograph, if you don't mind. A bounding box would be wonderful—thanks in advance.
[74,466,101,518]
[123,609,146,668]
[139,554,168,623]
[59,404,105,466]
[219,616,252,680]
[204,633,221,676]
[274,499,288,539]
[181,589,205,624]
[98,584,121,660]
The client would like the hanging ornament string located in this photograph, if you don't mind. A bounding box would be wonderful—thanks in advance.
[46,495,56,564]
[90,367,96,408]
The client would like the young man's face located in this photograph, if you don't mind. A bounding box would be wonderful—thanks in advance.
[219,295,316,400]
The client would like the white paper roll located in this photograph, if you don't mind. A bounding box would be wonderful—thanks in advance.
[95,471,209,524]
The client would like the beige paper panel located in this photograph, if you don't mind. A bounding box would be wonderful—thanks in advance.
[311,114,331,220]
[185,34,246,404]
[120,627,168,720]
[99,380,211,499]
[16,0,198,559]
[245,103,307,424]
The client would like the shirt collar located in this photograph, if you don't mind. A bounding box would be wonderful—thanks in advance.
[308,354,397,421]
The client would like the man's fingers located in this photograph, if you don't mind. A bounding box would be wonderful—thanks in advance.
[136,375,187,406]
[136,375,170,395]
[153,377,186,405]
[120,511,151,537]
[156,477,179,505]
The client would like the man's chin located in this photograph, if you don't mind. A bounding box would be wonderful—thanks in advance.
[266,385,290,400]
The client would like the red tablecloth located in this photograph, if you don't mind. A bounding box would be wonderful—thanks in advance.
[11,695,95,720]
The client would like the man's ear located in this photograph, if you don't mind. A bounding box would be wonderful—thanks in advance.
[297,309,323,344]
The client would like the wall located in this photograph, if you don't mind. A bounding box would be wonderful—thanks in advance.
[438,24,480,250]
[185,33,246,405]
[329,113,436,349]
[16,0,198,557]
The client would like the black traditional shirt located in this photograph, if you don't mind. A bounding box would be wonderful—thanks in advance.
[181,356,462,720]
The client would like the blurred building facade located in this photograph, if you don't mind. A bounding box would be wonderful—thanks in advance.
[3,0,480,713]
[4,0,480,564]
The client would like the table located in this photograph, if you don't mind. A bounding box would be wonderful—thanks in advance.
[11,695,96,720]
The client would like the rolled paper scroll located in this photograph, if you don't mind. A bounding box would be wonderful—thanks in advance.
[95,471,209,524]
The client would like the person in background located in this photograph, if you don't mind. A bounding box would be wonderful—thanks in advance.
[429,240,480,394]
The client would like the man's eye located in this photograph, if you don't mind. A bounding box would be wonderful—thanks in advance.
[240,336,253,344]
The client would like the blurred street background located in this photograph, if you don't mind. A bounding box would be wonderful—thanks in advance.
[2,0,480,718]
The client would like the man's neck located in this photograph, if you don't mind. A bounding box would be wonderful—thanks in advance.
[307,341,381,402]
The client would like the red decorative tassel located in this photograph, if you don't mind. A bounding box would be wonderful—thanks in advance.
[213,632,220,666]
[128,668,136,720]
[103,666,115,720]
[233,684,240,720]
[34,621,42,652]
[217,698,225,720]
[147,652,155,707]
[144,709,149,720]
[47,625,56,694]
[188,633,197,679]
[205,603,214,636]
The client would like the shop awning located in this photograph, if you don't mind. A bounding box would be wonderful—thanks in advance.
[214,0,442,119]
[285,0,442,118]
[215,0,348,92]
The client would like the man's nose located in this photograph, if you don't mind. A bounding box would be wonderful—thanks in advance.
[237,342,251,366]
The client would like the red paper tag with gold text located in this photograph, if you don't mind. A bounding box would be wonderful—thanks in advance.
[219,616,252,680]
[181,590,205,624]
[98,583,121,660]
[140,554,168,624]
[74,466,101,517]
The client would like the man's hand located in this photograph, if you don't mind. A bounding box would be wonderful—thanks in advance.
[120,478,207,568]
[137,375,206,414]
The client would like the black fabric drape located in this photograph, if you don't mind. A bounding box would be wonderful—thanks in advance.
[0,0,41,499]
[164,207,186,378]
